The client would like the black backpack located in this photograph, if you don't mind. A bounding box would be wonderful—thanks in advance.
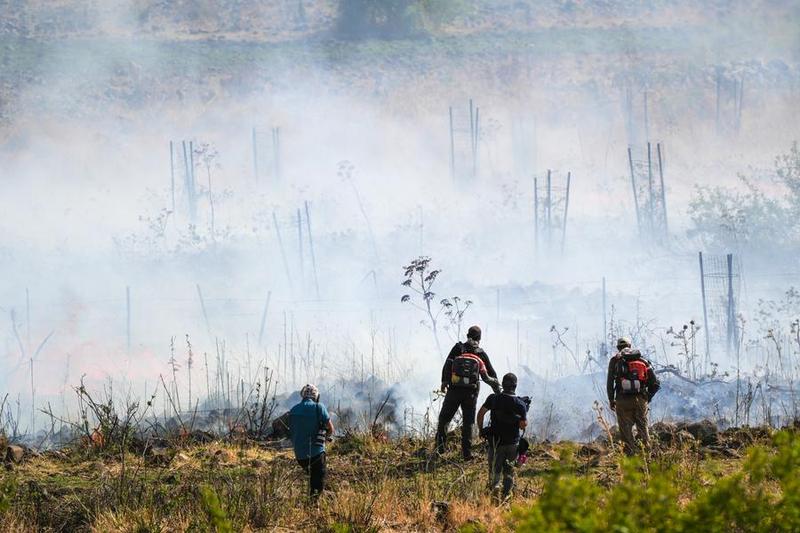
[490,393,524,427]
[450,347,482,388]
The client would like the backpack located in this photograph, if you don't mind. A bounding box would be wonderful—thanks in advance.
[450,348,483,388]
[490,393,524,427]
[615,352,649,395]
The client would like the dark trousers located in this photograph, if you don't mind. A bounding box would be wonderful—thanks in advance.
[435,387,478,458]
[488,442,518,497]
[296,452,326,496]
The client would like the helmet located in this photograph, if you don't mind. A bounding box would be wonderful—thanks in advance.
[300,384,319,402]
[616,337,632,350]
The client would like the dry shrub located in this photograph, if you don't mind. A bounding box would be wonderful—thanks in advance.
[447,496,508,531]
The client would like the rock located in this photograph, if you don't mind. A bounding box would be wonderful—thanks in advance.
[5,445,25,463]
[651,422,678,443]
[680,420,719,446]
[652,422,697,446]
[145,446,172,466]
[271,411,291,439]
[577,442,604,457]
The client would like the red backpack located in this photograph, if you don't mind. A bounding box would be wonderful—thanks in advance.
[616,352,649,395]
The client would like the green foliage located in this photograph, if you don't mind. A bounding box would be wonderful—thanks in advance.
[458,521,488,533]
[199,485,233,533]
[0,476,17,515]
[511,430,800,533]
[336,0,467,39]
[687,143,800,257]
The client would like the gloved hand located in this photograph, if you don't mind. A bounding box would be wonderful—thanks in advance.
[609,400,616,411]
[440,382,448,394]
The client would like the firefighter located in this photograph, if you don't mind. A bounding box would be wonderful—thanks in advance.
[607,337,661,455]
[435,325,500,460]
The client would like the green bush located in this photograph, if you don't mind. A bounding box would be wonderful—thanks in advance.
[199,485,233,533]
[0,476,16,515]
[687,143,800,259]
[510,430,800,533]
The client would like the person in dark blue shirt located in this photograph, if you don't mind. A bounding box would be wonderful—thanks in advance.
[477,373,528,500]
[289,384,334,497]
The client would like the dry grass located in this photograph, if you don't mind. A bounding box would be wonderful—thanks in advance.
[0,430,773,532]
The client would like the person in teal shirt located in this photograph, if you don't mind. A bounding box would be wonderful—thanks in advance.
[289,384,334,497]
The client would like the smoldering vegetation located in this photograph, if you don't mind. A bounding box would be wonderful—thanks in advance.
[0,0,799,452]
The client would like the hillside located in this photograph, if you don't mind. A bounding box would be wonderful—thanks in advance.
[0,0,797,126]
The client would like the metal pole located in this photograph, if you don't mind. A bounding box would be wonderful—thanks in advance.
[546,169,552,250]
[189,140,195,200]
[473,106,480,179]
[727,253,735,357]
[182,141,191,216]
[272,211,294,292]
[469,99,474,160]
[196,284,213,345]
[305,201,321,299]
[699,252,711,362]
[258,290,272,346]
[737,78,744,133]
[561,171,571,255]
[273,127,281,181]
[296,208,304,289]
[602,277,607,358]
[627,147,642,237]
[657,143,668,237]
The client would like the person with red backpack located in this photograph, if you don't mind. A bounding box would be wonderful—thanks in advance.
[606,337,661,455]
[435,325,501,460]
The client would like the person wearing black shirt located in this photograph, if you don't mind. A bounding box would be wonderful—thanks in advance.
[477,373,528,499]
[435,325,500,460]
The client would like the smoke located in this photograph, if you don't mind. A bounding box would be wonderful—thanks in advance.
[1,1,799,441]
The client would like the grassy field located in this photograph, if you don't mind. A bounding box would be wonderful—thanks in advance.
[0,425,797,532]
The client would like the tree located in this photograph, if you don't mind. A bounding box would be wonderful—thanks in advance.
[335,0,466,40]
[687,143,800,261]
